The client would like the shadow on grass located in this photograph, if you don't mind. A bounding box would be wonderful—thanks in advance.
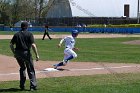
[0,88,29,92]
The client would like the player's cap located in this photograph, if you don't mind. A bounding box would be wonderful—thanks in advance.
[45,24,48,28]
[21,21,28,29]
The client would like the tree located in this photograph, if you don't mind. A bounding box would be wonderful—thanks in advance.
[0,0,50,25]
[0,0,11,25]
[33,0,48,25]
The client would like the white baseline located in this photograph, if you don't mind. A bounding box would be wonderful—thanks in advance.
[0,65,138,76]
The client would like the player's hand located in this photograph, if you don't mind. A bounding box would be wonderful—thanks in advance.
[57,44,61,48]
[36,55,39,61]
[73,48,79,51]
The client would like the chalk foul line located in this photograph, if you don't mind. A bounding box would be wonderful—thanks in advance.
[0,65,139,76]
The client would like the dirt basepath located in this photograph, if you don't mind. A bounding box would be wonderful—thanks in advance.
[0,34,140,81]
[0,54,140,81]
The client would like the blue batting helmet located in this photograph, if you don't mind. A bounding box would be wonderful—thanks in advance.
[72,30,79,34]
[71,30,79,37]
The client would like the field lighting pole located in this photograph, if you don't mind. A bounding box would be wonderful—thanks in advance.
[137,0,140,23]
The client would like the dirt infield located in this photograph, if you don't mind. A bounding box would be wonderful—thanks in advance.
[1,34,140,39]
[0,54,140,81]
[0,34,140,81]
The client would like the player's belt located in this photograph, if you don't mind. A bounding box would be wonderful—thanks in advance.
[66,47,71,48]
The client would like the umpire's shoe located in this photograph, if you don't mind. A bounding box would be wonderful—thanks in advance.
[30,87,37,91]
[20,86,25,91]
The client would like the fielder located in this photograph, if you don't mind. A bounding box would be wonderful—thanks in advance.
[42,24,52,40]
[53,30,79,69]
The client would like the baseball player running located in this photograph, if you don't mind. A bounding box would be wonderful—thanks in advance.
[53,30,79,69]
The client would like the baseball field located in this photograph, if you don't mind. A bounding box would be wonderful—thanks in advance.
[0,32,140,93]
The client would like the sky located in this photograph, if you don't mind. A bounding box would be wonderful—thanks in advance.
[69,0,138,17]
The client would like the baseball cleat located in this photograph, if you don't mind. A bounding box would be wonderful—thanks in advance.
[53,64,58,69]
[20,85,25,91]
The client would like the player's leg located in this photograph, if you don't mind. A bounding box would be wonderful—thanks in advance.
[42,32,46,40]
[53,54,69,68]
[15,52,26,90]
[16,58,26,90]
[53,48,77,69]
[53,49,68,68]
[46,32,52,40]
[63,48,77,63]
[25,52,37,90]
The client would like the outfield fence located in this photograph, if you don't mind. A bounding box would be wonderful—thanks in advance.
[1,26,140,34]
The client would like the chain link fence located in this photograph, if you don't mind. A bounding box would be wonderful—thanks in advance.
[42,17,138,26]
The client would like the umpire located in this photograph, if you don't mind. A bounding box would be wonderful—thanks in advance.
[10,21,39,91]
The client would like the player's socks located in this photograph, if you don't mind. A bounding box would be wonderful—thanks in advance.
[56,62,64,66]
[54,56,74,68]
[54,62,65,69]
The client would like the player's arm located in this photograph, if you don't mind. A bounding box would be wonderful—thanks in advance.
[32,43,39,61]
[30,34,39,61]
[48,28,53,31]
[10,43,15,55]
[58,38,64,47]
[10,35,16,57]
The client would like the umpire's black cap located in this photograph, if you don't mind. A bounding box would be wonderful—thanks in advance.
[21,21,28,29]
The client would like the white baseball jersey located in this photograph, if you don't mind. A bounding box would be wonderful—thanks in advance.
[60,36,75,49]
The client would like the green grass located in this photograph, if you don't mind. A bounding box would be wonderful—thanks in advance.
[1,37,140,63]
[0,31,16,35]
[0,73,140,93]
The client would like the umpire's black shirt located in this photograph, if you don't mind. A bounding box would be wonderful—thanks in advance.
[10,30,34,51]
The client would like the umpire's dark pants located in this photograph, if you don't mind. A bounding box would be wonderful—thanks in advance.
[15,50,37,89]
